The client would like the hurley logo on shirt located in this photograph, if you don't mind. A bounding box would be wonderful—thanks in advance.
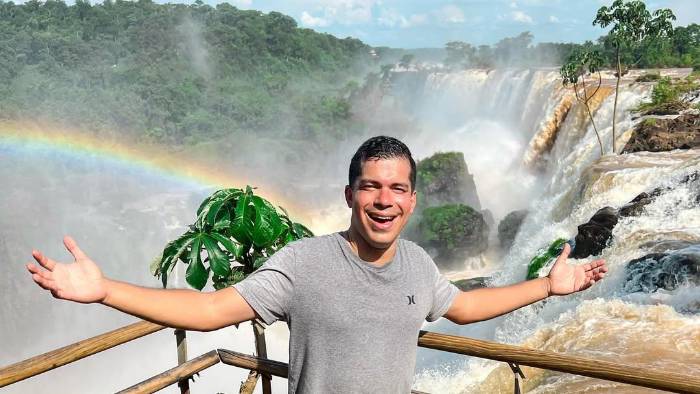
[407,295,416,305]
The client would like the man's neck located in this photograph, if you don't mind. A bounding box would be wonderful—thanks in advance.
[342,228,397,267]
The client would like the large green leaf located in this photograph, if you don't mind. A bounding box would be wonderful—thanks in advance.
[158,232,196,288]
[186,238,209,290]
[231,186,254,244]
[251,195,284,247]
[202,234,231,277]
[195,188,242,230]
[209,232,243,259]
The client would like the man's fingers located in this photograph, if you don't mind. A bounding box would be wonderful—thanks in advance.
[583,259,607,272]
[32,250,55,271]
[31,272,56,291]
[28,263,55,280]
[64,236,88,261]
[559,243,571,259]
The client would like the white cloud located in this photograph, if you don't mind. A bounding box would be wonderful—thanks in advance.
[377,9,427,28]
[510,2,518,9]
[511,10,533,24]
[230,0,252,6]
[548,15,559,23]
[308,0,377,25]
[434,4,466,24]
[300,11,330,27]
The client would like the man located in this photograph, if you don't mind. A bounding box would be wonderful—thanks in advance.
[27,136,607,393]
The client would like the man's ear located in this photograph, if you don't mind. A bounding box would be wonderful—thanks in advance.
[409,190,417,215]
[344,185,353,208]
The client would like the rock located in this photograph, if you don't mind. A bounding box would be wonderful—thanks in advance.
[418,204,488,264]
[619,189,662,217]
[623,246,700,293]
[452,277,488,291]
[498,210,528,250]
[481,209,495,234]
[619,171,700,218]
[622,114,700,153]
[570,207,618,259]
[416,152,481,210]
[641,100,690,116]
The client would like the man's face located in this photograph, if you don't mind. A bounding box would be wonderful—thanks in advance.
[345,157,417,250]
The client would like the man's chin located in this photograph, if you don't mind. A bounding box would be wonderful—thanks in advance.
[365,232,399,249]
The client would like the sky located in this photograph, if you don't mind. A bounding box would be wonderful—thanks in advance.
[198,0,700,48]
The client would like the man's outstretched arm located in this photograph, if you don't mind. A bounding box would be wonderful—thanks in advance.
[444,244,607,325]
[26,236,256,331]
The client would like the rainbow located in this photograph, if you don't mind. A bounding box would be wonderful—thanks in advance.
[0,120,315,225]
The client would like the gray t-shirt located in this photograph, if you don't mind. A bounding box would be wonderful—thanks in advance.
[233,232,460,393]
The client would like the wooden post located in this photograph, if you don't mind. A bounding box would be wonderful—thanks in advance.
[253,320,272,394]
[238,320,271,394]
[174,329,189,394]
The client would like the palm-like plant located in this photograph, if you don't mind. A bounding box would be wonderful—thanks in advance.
[151,185,313,394]
[153,185,312,290]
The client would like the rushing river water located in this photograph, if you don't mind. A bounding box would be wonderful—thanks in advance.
[1,68,698,393]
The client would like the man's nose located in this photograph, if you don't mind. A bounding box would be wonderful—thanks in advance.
[374,187,393,208]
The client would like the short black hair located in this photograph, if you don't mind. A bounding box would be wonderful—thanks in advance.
[348,136,416,190]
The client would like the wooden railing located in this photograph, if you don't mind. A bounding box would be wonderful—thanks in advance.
[1,320,698,393]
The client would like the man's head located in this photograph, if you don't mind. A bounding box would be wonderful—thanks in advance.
[345,136,417,251]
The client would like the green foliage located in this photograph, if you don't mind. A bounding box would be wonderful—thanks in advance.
[419,204,481,250]
[642,117,657,127]
[416,152,464,187]
[560,47,604,86]
[153,186,313,290]
[651,77,678,105]
[0,0,372,144]
[636,76,698,113]
[560,46,605,156]
[527,238,567,280]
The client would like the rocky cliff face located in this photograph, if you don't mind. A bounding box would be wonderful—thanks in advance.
[623,113,700,153]
[416,151,481,210]
[407,151,486,267]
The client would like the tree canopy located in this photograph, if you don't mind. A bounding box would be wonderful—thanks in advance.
[0,0,373,144]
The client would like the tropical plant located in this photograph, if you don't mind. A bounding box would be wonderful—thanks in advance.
[152,186,312,290]
[151,185,312,394]
[560,47,606,156]
[593,0,675,153]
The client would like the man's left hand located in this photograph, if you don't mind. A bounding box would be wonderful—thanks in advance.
[546,243,608,296]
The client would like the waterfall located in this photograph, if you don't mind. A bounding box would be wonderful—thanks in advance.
[403,68,700,392]
[2,67,697,393]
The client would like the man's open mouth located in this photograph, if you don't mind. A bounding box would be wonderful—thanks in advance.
[366,212,397,228]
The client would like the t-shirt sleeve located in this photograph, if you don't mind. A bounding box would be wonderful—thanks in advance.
[232,244,296,325]
[425,254,460,322]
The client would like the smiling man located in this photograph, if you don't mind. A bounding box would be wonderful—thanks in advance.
[27,136,607,393]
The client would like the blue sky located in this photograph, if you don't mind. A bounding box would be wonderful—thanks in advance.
[201,0,700,48]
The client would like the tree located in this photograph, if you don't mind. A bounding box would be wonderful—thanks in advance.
[152,186,312,393]
[444,41,475,69]
[593,0,675,153]
[399,53,414,68]
[560,47,606,156]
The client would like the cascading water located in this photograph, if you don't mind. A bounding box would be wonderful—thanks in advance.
[403,68,700,392]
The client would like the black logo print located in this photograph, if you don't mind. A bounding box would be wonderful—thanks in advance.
[407,295,416,305]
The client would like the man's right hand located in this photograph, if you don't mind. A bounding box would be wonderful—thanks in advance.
[26,236,257,331]
[27,236,108,304]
